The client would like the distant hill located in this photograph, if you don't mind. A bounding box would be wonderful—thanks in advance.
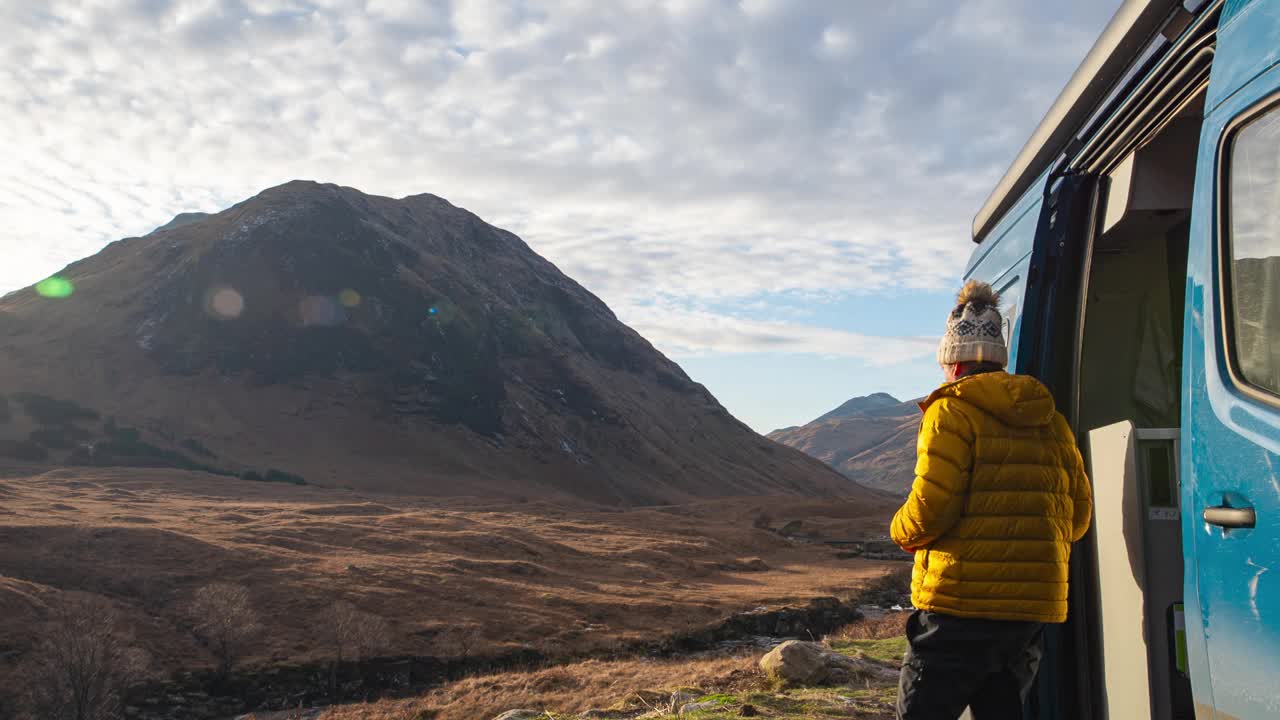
[768,393,923,496]
[0,180,872,506]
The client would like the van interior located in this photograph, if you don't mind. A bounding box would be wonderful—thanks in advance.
[1072,87,1205,720]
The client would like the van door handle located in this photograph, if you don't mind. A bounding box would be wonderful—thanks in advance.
[1203,506,1256,529]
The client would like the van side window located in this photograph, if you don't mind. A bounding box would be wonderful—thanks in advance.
[1226,105,1280,398]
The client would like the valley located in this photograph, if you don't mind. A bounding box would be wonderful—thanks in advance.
[0,182,908,718]
[0,465,904,716]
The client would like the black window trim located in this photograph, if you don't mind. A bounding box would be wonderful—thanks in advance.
[1217,91,1280,409]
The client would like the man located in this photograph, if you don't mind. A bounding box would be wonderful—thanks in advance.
[892,280,1093,720]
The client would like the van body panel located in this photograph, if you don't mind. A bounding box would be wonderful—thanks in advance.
[964,172,1049,371]
[965,171,1047,278]
[1183,48,1280,719]
[1208,0,1280,111]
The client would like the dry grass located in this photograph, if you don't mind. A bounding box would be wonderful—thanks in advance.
[0,467,897,694]
[831,613,909,642]
[314,654,761,720]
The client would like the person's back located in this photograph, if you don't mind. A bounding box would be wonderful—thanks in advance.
[892,281,1092,720]
[892,371,1091,623]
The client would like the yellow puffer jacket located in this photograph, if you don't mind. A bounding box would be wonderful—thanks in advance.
[890,371,1092,623]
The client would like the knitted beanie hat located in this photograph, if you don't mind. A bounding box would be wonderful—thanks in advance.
[937,280,1008,367]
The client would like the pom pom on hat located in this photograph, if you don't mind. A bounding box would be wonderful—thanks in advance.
[938,280,1008,366]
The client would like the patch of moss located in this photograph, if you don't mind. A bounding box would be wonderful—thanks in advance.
[828,636,908,666]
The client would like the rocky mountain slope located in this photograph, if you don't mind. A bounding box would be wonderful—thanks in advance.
[0,181,866,505]
[768,394,923,496]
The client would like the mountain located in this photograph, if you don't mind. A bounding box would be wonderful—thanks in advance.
[813,392,912,422]
[768,393,923,496]
[0,181,868,506]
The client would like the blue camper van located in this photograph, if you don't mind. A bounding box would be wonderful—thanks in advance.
[966,0,1278,718]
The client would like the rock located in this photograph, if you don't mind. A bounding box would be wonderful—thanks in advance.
[493,711,545,720]
[759,640,899,686]
[670,691,698,707]
[680,700,720,714]
[760,640,830,684]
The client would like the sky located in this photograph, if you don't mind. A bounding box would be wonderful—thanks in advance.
[0,0,1123,433]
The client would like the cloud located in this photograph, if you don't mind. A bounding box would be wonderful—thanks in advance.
[0,0,1119,354]
[626,305,937,364]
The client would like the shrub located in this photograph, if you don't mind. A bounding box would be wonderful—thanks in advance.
[28,425,91,449]
[264,468,306,485]
[778,520,804,536]
[438,625,482,660]
[180,438,216,458]
[188,583,260,677]
[66,436,232,476]
[324,600,392,664]
[322,600,392,694]
[19,594,148,720]
[0,440,49,462]
[109,426,141,444]
[11,394,98,426]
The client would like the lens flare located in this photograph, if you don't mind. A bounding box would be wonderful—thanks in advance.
[208,287,245,319]
[35,276,75,298]
[338,289,361,308]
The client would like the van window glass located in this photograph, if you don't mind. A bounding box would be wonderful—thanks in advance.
[1228,106,1280,397]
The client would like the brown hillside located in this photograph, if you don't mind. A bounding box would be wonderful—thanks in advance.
[768,394,923,496]
[0,181,865,505]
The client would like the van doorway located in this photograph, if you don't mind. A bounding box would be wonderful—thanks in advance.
[1073,88,1204,720]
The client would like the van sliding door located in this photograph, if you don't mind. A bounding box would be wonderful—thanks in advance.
[1183,13,1280,717]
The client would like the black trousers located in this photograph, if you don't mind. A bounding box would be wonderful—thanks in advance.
[896,611,1044,720]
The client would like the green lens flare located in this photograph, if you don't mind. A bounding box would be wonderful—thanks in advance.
[338,289,361,308]
[35,276,75,298]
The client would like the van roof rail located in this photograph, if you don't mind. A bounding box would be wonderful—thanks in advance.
[971,0,1201,244]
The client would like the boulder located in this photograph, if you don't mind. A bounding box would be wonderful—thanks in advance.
[493,711,545,720]
[759,640,898,686]
[680,700,721,714]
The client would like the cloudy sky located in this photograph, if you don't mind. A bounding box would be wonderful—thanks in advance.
[2,0,1122,432]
